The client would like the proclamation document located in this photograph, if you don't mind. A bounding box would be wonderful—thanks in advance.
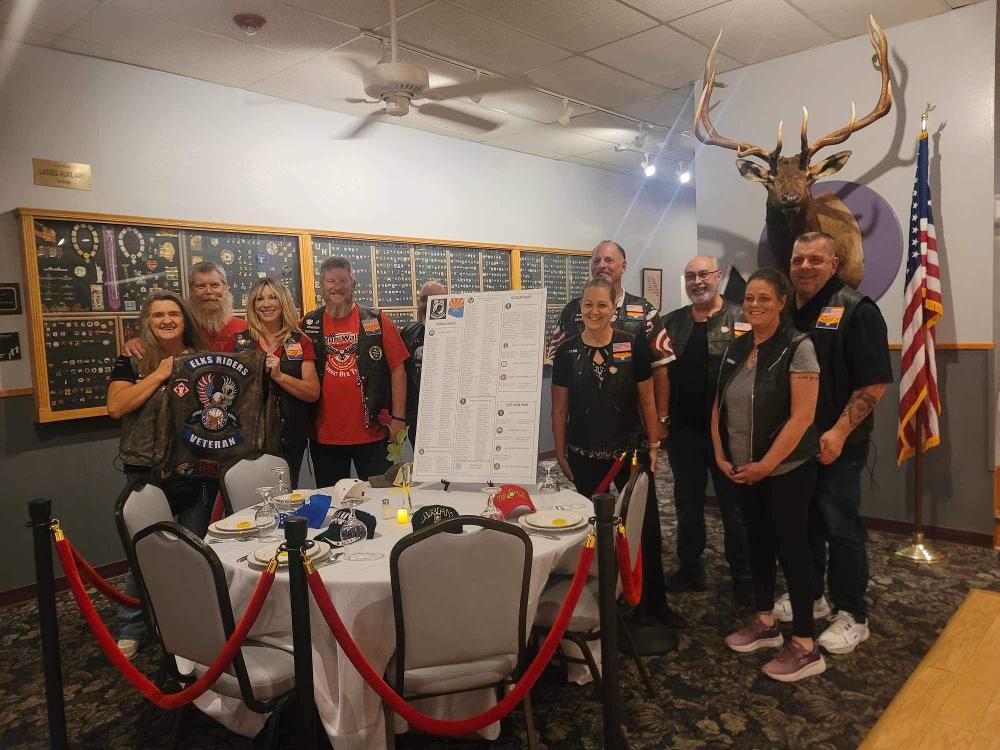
[412,288,547,484]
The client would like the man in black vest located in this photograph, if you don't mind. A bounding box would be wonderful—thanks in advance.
[551,240,683,629]
[301,257,409,487]
[784,231,892,655]
[662,255,752,604]
[400,279,446,447]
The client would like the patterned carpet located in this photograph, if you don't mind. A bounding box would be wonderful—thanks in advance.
[3,461,999,749]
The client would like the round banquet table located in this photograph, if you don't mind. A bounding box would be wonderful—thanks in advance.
[191,481,592,750]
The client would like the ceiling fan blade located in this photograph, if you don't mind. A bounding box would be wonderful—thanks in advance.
[423,74,530,102]
[335,110,384,139]
[415,103,499,132]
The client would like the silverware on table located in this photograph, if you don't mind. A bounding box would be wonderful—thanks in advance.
[236,552,251,563]
[526,531,561,541]
[314,552,344,569]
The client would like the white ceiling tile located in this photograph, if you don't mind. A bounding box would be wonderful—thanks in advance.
[255,59,370,101]
[622,0,729,23]
[449,0,656,52]
[528,56,663,108]
[671,0,835,64]
[0,23,56,45]
[53,4,301,89]
[393,2,570,76]
[581,145,684,170]
[563,155,633,176]
[564,110,642,146]
[476,89,593,124]
[107,0,359,58]
[482,124,613,156]
[488,141,568,160]
[788,0,951,39]
[587,24,739,88]
[618,88,695,127]
[409,100,540,140]
[0,0,99,34]
[316,34,479,90]
[943,0,977,7]
[279,0,434,30]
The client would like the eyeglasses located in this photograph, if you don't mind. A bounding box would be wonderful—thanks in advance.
[683,270,721,282]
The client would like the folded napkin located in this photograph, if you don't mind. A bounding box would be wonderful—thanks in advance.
[411,504,461,533]
[317,508,377,543]
[277,493,332,529]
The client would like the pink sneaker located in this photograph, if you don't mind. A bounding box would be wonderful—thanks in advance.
[762,639,827,682]
[725,617,784,653]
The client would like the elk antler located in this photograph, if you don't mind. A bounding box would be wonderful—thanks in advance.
[694,31,782,163]
[802,15,892,160]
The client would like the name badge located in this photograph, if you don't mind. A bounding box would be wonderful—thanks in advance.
[284,341,304,360]
[362,318,381,336]
[816,306,845,330]
[624,304,645,320]
[734,321,752,337]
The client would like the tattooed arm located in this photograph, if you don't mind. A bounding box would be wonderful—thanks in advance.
[817,383,888,465]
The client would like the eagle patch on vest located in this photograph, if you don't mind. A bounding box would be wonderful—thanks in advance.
[182,356,250,450]
[816,306,845,330]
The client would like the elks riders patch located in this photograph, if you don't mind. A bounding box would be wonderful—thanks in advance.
[181,354,250,451]
[816,306,845,330]
[624,304,645,320]
[612,341,632,362]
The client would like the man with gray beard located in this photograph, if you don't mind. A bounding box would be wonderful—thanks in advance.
[662,256,752,604]
[122,261,247,356]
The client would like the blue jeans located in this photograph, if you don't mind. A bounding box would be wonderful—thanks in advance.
[808,457,868,621]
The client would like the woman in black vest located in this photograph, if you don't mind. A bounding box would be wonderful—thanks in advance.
[552,278,659,498]
[107,290,206,659]
[711,268,825,682]
[239,278,320,485]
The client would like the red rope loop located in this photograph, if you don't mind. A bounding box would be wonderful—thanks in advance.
[54,535,274,709]
[594,453,627,495]
[308,538,597,736]
[615,525,643,607]
[67,540,141,608]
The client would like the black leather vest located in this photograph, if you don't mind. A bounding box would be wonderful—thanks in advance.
[792,279,871,453]
[558,291,653,341]
[118,358,166,467]
[561,329,644,456]
[663,301,745,412]
[400,320,425,423]
[717,323,819,465]
[302,304,391,427]
[235,330,310,457]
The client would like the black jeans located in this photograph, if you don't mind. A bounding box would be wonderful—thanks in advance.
[808,457,869,620]
[566,451,669,615]
[666,427,750,580]
[738,459,818,639]
[310,439,390,488]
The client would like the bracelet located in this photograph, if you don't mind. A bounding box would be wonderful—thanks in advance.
[391,415,406,423]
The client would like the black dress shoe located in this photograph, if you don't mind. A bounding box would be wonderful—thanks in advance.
[665,568,707,593]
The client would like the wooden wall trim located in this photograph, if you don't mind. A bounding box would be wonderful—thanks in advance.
[0,388,33,398]
[888,342,995,350]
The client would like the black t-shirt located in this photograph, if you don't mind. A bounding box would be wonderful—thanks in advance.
[671,321,709,429]
[110,355,140,383]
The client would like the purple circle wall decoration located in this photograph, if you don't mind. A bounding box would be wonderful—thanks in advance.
[757,180,903,301]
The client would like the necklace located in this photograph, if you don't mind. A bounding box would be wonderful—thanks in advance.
[749,347,758,367]
[70,223,99,263]
[117,226,146,265]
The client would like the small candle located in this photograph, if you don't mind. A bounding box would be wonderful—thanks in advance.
[397,508,410,525]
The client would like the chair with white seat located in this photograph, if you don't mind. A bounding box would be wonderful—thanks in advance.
[131,521,294,749]
[220,453,290,515]
[532,468,656,696]
[385,516,540,750]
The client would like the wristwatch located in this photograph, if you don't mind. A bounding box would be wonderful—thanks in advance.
[658,415,671,426]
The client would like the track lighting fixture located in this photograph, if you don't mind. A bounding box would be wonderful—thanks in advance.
[557,98,573,127]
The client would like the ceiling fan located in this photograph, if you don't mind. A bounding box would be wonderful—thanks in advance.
[337,0,530,138]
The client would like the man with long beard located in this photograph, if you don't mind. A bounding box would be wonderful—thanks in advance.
[122,261,247,356]
[662,255,751,604]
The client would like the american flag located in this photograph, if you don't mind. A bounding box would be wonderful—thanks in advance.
[897,130,943,464]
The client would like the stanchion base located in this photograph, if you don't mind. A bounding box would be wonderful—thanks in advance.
[621,616,678,656]
[894,541,947,564]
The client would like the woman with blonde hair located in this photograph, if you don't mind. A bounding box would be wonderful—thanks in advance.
[237,277,320,484]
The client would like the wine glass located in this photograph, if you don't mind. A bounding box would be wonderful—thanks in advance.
[253,487,278,542]
[538,459,559,495]
[271,466,290,497]
[340,507,370,560]
[480,488,504,521]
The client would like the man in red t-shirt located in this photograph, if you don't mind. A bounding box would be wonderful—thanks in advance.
[301,257,408,487]
[122,261,247,356]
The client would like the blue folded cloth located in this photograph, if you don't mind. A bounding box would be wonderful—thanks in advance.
[317,508,377,543]
[277,493,332,529]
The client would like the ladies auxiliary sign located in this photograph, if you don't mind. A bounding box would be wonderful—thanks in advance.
[413,288,547,485]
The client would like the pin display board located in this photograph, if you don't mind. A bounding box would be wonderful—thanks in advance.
[17,208,588,422]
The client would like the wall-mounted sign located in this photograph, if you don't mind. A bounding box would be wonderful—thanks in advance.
[32,159,92,191]
[642,267,662,311]
[0,332,21,361]
[0,283,21,315]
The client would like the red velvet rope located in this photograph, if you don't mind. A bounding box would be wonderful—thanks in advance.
[594,454,626,495]
[615,528,643,607]
[308,542,596,736]
[54,535,274,709]
[67,540,141,608]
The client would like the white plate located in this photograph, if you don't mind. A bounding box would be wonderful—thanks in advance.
[252,539,330,566]
[210,517,257,534]
[272,492,307,511]
[520,510,587,531]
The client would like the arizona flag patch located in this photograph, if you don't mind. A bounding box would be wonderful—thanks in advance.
[816,306,845,330]
[612,341,632,362]
[362,318,382,336]
[733,321,752,337]
[624,304,645,320]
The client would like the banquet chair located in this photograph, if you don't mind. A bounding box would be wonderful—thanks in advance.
[531,468,656,697]
[385,516,540,750]
[131,521,295,749]
[220,453,290,515]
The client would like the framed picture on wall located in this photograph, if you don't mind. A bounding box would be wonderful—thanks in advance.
[641,268,662,310]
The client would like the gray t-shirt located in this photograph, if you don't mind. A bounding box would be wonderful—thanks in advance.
[723,339,819,476]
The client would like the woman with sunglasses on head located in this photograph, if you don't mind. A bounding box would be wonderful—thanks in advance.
[711,267,824,682]
[236,277,320,485]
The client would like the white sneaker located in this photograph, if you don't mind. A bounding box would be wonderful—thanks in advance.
[117,638,140,660]
[772,594,831,623]
[817,611,870,654]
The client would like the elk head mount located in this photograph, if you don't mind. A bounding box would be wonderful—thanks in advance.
[695,15,892,288]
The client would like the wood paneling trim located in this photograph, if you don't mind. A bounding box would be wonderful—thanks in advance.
[0,388,33,398]
[888,342,995,350]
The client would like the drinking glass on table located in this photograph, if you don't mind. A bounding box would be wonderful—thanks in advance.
[271,466,290,497]
[253,487,279,541]
[537,459,560,499]
[480,486,504,521]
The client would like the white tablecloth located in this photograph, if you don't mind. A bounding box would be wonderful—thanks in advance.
[197,482,591,750]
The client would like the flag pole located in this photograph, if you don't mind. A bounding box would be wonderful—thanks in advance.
[895,102,946,564]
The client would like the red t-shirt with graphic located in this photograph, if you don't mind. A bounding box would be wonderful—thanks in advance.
[314,305,409,446]
[201,316,248,353]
